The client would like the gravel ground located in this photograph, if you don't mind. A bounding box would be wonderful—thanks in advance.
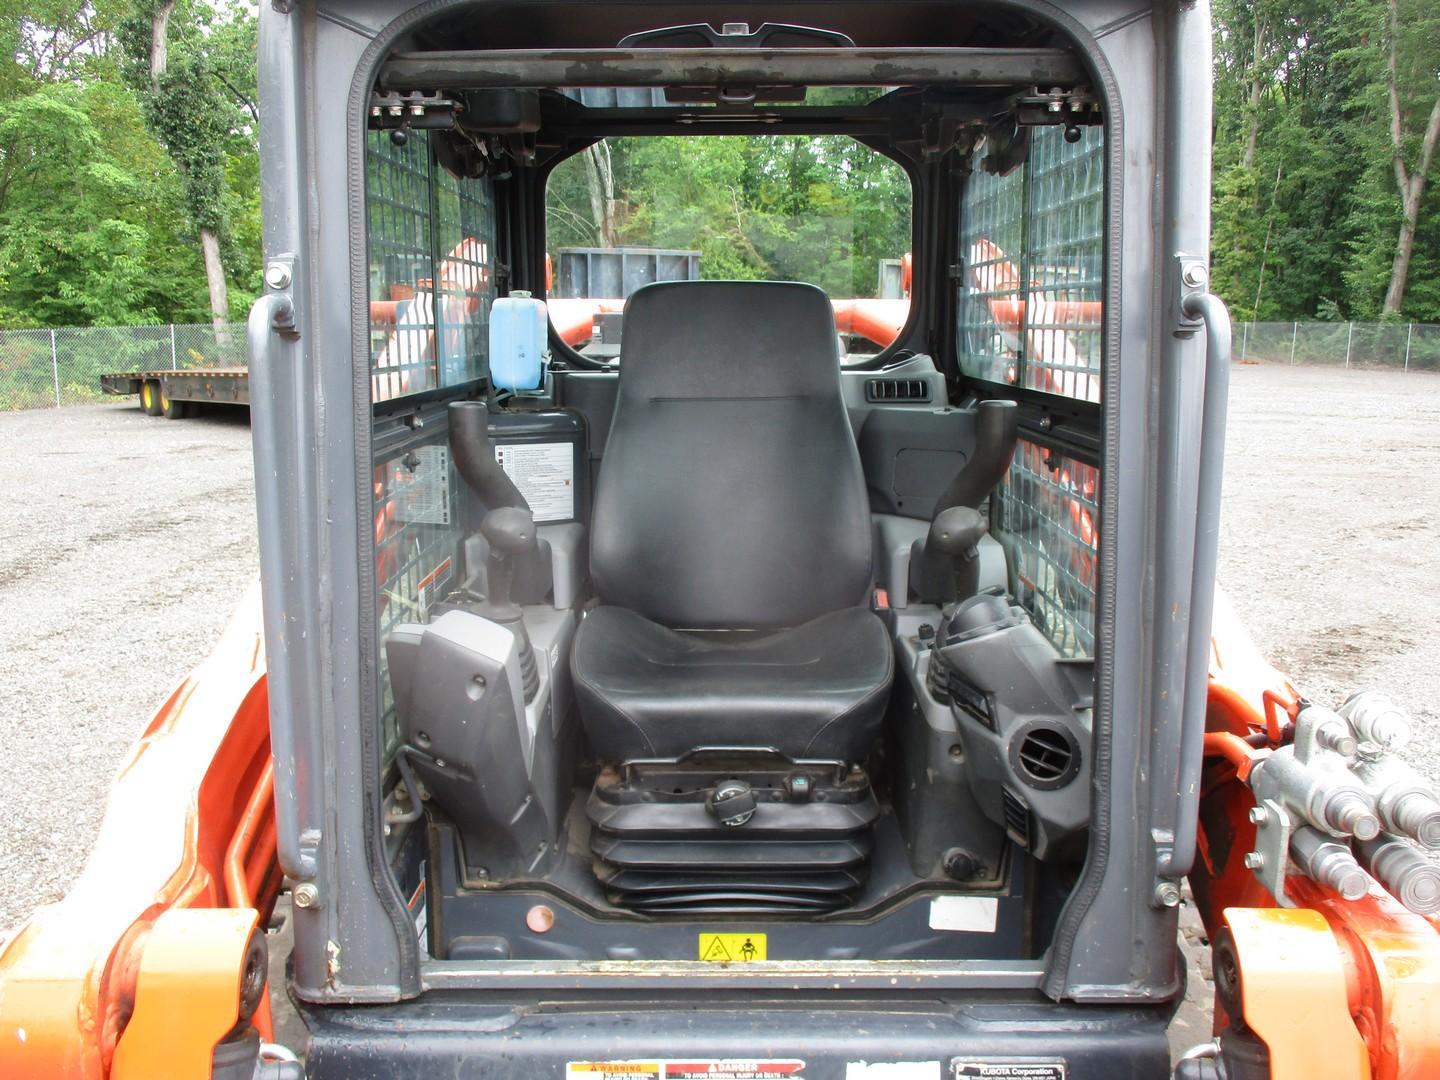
[1217,363,1440,788]
[0,401,257,929]
[1,364,1437,989]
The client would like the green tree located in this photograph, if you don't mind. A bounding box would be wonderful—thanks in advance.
[119,0,257,330]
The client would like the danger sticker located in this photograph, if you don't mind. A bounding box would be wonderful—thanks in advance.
[697,932,767,962]
[665,1062,806,1079]
[951,1060,1066,1079]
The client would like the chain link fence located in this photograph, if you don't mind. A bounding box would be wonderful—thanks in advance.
[1236,321,1440,372]
[0,323,246,411]
[2,318,1438,413]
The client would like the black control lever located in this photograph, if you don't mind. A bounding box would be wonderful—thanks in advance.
[448,401,542,700]
[909,400,1018,606]
[933,399,1019,515]
[478,506,536,619]
[910,506,988,606]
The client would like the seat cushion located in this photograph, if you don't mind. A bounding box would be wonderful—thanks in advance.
[571,605,893,762]
[589,281,873,629]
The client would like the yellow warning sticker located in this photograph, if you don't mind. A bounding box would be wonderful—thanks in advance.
[566,1064,660,1079]
[698,932,767,962]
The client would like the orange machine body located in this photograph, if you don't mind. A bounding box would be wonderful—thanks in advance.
[0,583,280,1079]
[1198,591,1440,1080]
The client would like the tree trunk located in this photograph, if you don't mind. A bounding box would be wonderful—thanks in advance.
[149,0,176,88]
[582,143,617,246]
[201,228,231,338]
[1243,15,1267,170]
[1381,0,1440,314]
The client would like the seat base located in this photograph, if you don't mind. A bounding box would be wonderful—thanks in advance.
[571,605,894,762]
[587,750,880,915]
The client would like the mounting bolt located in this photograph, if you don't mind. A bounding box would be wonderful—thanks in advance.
[264,262,292,290]
[1243,851,1265,871]
[1153,881,1183,908]
[1181,262,1209,289]
[1249,806,1269,826]
[293,883,320,909]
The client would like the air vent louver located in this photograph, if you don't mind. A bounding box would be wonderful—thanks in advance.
[1002,789,1031,849]
[865,378,931,403]
[1013,724,1080,790]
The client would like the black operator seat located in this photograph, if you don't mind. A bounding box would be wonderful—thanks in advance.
[571,280,893,763]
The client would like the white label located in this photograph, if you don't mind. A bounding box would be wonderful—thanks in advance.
[391,444,451,525]
[928,895,998,933]
[846,1064,941,1079]
[952,1062,1065,1079]
[494,441,575,523]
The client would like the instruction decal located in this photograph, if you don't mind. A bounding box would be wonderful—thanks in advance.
[697,932,766,962]
[951,1060,1065,1079]
[390,444,452,525]
[415,556,453,619]
[494,441,574,522]
[566,1064,660,1079]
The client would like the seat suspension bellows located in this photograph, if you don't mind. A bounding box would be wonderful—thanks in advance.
[587,753,880,915]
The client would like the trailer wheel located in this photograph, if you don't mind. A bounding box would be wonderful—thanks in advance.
[140,379,164,416]
[160,385,186,420]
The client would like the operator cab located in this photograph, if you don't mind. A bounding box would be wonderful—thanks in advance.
[365,11,1103,969]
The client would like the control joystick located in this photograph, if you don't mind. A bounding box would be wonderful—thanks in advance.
[476,506,541,700]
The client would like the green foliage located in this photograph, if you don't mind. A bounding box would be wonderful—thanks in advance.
[547,136,912,298]
[1212,0,1440,320]
[0,0,258,328]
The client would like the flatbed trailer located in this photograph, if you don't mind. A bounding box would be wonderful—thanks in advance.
[99,367,249,418]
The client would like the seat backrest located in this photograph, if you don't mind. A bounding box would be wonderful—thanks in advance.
[590,280,872,630]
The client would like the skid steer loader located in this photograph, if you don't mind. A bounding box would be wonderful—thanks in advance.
[3,2,1438,1078]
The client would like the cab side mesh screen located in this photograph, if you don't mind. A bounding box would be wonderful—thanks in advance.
[957,126,1103,402]
[992,442,1099,658]
[958,127,1104,657]
[367,130,497,402]
[366,131,495,748]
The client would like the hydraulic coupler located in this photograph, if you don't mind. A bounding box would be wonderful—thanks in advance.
[1241,694,1440,917]
[1355,833,1440,916]
[1247,706,1380,841]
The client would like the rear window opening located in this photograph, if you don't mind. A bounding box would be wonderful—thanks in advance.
[356,23,1110,989]
[544,134,913,363]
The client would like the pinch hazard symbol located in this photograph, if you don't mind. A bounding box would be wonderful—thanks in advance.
[697,932,766,962]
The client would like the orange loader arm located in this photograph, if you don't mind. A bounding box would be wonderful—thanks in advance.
[0,583,281,1080]
[1197,591,1440,1080]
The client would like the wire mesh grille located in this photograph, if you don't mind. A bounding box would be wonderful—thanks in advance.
[993,440,1099,658]
[367,130,498,403]
[366,132,494,746]
[957,126,1104,403]
[373,435,461,749]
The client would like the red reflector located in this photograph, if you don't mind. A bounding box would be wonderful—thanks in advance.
[873,588,890,610]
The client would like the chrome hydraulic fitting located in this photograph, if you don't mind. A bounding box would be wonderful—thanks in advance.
[1355,833,1440,916]
[1347,753,1440,850]
[1289,826,1368,901]
[1248,707,1381,842]
[1339,690,1411,751]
